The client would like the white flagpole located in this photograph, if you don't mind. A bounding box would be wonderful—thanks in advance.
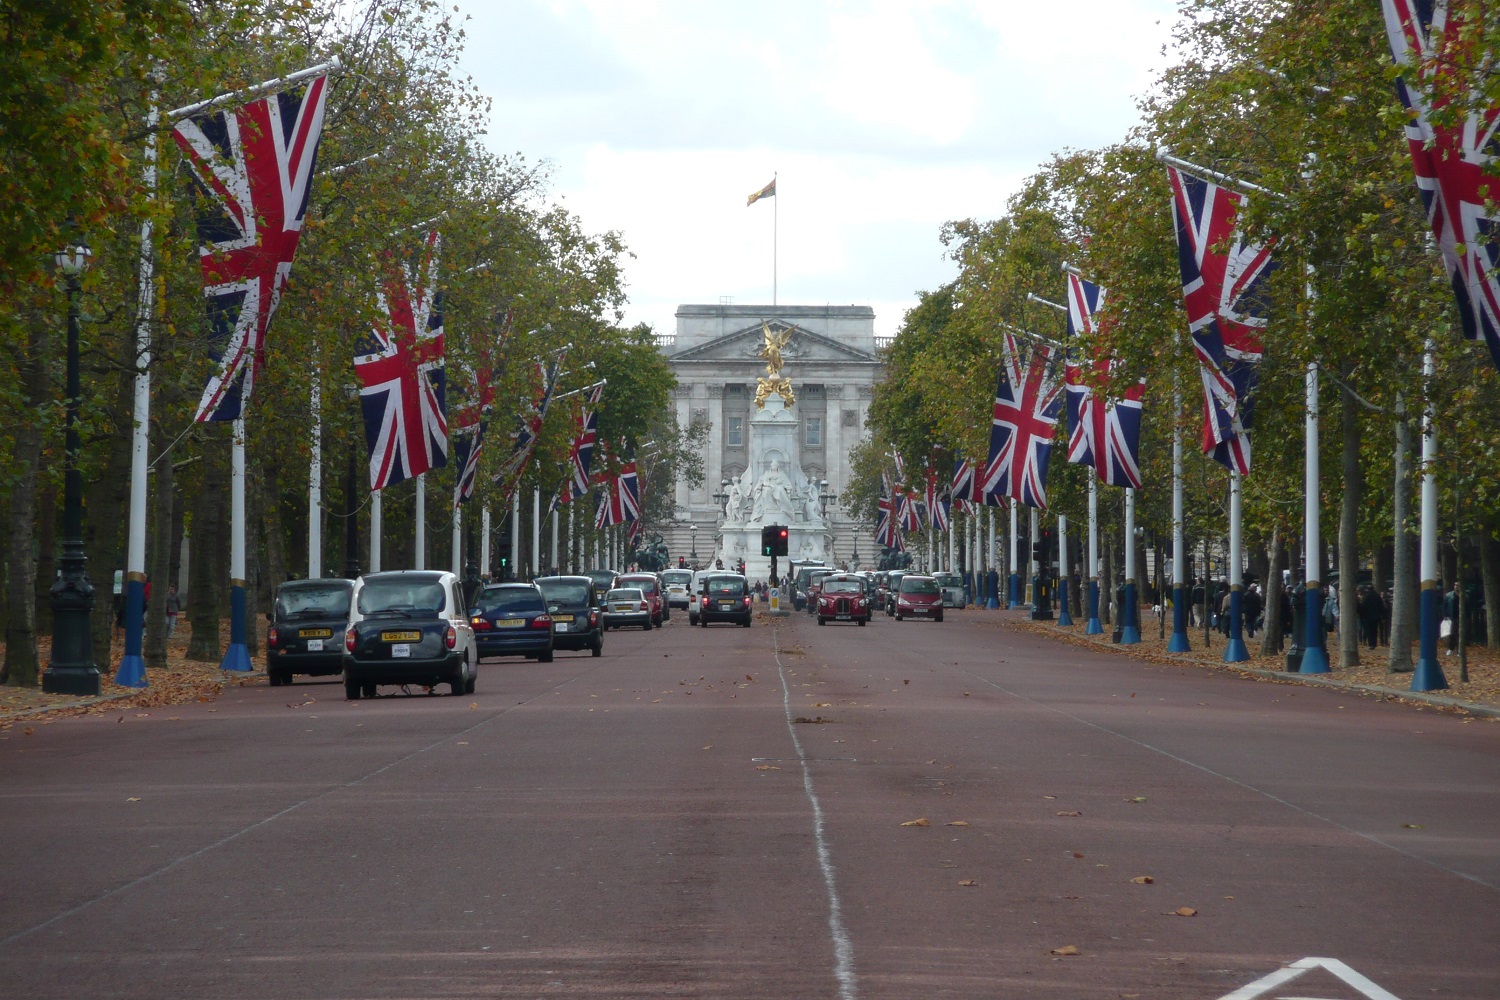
[1086,470,1102,634]
[117,81,159,689]
[567,503,575,574]
[1169,382,1189,651]
[551,506,559,573]
[773,172,778,307]
[1300,361,1329,672]
[452,502,462,578]
[1057,513,1072,626]
[480,504,491,578]
[369,491,382,572]
[1225,469,1248,661]
[221,418,252,671]
[510,492,520,580]
[1008,501,1020,608]
[1414,340,1448,691]
[1121,487,1140,643]
[414,474,426,570]
[532,487,541,577]
[308,365,322,578]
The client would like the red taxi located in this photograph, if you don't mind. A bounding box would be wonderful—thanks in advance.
[815,574,872,626]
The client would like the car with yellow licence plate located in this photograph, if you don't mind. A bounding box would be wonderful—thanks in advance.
[469,582,554,662]
[265,578,354,686]
[341,570,477,700]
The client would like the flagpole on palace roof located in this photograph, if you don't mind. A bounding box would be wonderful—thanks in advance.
[773,172,778,307]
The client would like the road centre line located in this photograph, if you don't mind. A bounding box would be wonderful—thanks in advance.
[774,622,859,1000]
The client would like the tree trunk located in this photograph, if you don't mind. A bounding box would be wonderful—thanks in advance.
[1480,517,1500,649]
[1261,523,1284,656]
[3,321,48,687]
[85,365,135,671]
[1389,401,1415,673]
[144,425,174,671]
[187,435,228,663]
[263,456,287,594]
[33,482,56,633]
[1338,376,1362,668]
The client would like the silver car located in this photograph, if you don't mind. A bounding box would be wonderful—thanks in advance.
[601,588,652,630]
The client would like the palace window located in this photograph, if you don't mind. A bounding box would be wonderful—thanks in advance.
[805,415,822,447]
[726,416,744,446]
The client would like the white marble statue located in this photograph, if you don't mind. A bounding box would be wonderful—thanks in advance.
[724,475,746,523]
[750,460,796,523]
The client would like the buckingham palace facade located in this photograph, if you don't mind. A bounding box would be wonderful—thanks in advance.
[659,302,885,572]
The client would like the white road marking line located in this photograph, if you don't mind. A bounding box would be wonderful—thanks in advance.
[774,624,858,1000]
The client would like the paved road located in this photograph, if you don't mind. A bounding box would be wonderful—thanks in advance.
[2,607,1497,998]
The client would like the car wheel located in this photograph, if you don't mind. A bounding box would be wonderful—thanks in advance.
[344,676,361,701]
[896,612,904,621]
[858,619,866,627]
[361,683,377,698]
[539,649,553,663]
[741,618,751,628]
[464,674,476,694]
[817,617,826,625]
[936,613,944,623]
[591,640,602,657]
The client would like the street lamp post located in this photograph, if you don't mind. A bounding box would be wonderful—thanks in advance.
[690,523,698,562]
[44,236,101,696]
[818,479,837,564]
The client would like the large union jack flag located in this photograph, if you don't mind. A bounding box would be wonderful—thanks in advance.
[1064,274,1145,488]
[552,382,605,512]
[898,492,923,532]
[1383,0,1500,371]
[1166,166,1277,475]
[951,458,981,515]
[595,456,641,528]
[982,332,1062,509]
[451,309,513,508]
[876,495,905,552]
[354,229,446,490]
[495,355,563,499]
[172,73,331,422]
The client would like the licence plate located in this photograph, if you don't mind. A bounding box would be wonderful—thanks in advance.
[298,628,332,638]
[613,604,633,612]
[306,638,324,651]
[494,618,523,628]
[391,643,411,658]
[552,614,575,622]
[554,622,569,632]
[719,602,734,610]
[382,630,421,642]
[836,615,850,621]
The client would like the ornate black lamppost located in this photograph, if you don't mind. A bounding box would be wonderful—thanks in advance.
[44,235,101,695]
[689,523,697,562]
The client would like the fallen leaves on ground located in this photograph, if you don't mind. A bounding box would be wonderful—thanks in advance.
[1131,875,1155,884]
[755,764,781,771]
[1056,810,1083,817]
[958,879,978,886]
[945,820,970,827]
[900,817,931,827]
[1170,906,1197,917]
[1050,945,1080,956]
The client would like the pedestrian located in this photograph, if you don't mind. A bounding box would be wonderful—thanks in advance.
[1191,578,1205,627]
[165,584,182,638]
[1443,580,1460,653]
[1243,584,1263,639]
[1357,585,1383,649]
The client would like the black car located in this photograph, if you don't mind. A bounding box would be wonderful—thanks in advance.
[470,583,555,662]
[584,569,618,604]
[534,575,604,656]
[698,573,752,627]
[265,578,354,686]
[341,571,478,700]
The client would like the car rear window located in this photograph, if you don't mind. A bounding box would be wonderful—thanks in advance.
[619,576,658,594]
[661,571,692,586]
[276,585,351,619]
[607,589,644,602]
[704,576,746,596]
[476,588,544,614]
[901,578,939,595]
[357,577,446,615]
[537,579,591,605]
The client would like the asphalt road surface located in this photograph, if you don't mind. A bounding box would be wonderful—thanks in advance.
[2,608,1498,999]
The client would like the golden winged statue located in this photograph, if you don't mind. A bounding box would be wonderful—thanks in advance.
[755,321,796,408]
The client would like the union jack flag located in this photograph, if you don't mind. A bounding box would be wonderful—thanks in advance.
[552,382,605,512]
[494,356,563,497]
[925,468,951,532]
[451,309,513,508]
[1383,0,1500,371]
[876,496,905,552]
[595,457,641,528]
[172,73,331,422]
[354,230,446,490]
[1064,274,1145,488]
[897,492,923,532]
[951,458,980,515]
[1166,166,1277,475]
[982,332,1061,509]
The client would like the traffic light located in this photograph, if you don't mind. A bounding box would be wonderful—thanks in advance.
[1032,529,1052,564]
[760,524,790,557]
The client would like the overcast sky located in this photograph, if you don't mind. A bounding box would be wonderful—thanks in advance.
[456,0,1183,338]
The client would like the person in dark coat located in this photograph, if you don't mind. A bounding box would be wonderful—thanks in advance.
[1357,585,1383,649]
[1242,584,1263,639]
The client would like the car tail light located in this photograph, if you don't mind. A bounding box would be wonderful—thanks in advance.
[471,617,492,632]
[743,596,752,606]
[639,602,649,612]
[444,624,457,649]
[267,628,279,649]
[345,627,356,652]
[531,614,553,629]
[589,610,598,626]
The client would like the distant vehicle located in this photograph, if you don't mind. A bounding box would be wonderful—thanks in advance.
[882,570,910,616]
[803,569,836,615]
[894,575,944,622]
[789,563,832,611]
[533,575,604,657]
[815,574,872,626]
[617,572,666,627]
[584,569,618,603]
[933,572,965,608]
[342,570,477,700]
[661,569,693,610]
[470,582,554,662]
[687,569,717,625]
[265,578,354,686]
[699,573,752,627]
[601,587,652,630]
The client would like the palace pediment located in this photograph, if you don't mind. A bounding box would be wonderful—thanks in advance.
[669,320,878,365]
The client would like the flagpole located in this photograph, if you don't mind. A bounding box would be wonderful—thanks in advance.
[221,418,252,671]
[1299,360,1329,673]
[1057,514,1073,626]
[510,493,520,580]
[1121,487,1140,644]
[1028,507,1040,614]
[532,487,541,576]
[452,501,462,577]
[1225,469,1249,661]
[309,364,322,578]
[1008,501,1021,608]
[415,474,426,570]
[370,491,382,572]
[1413,340,1448,691]
[480,504,491,578]
[1086,470,1102,634]
[117,81,160,689]
[1169,381,1190,651]
[773,172,778,307]
[551,506,559,573]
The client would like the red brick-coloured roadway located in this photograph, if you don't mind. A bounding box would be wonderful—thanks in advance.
[1,608,1496,998]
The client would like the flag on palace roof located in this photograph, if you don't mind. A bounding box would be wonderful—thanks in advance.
[747,178,776,206]
[354,229,447,490]
[1382,0,1500,372]
[1064,273,1144,489]
[982,332,1061,509]
[172,71,331,422]
[1166,165,1276,476]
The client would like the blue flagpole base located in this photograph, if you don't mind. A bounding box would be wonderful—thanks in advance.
[1412,656,1449,692]
[1120,625,1140,645]
[986,596,998,609]
[1298,646,1330,675]
[219,642,253,673]
[114,654,148,688]
[1166,630,1191,653]
[1057,609,1073,626]
[1085,617,1103,635]
[1008,574,1021,608]
[1223,637,1249,663]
